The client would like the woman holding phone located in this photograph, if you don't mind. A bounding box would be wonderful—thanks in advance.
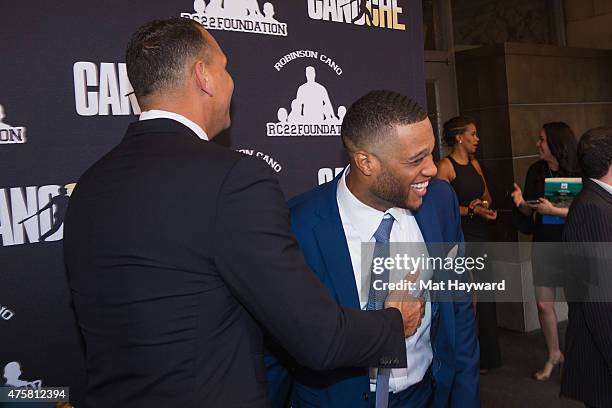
[511,122,581,380]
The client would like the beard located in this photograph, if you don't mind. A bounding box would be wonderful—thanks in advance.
[371,163,410,209]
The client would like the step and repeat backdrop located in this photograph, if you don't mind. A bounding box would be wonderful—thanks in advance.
[1,0,424,404]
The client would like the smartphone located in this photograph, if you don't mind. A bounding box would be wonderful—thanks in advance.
[526,199,540,205]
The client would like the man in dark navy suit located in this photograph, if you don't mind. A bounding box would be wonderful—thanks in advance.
[267,91,480,408]
[63,19,422,408]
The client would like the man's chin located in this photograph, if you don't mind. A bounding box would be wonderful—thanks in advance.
[406,195,424,211]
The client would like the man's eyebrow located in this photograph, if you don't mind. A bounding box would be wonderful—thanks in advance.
[405,148,429,161]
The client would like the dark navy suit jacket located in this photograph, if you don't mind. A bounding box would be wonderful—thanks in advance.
[266,174,480,408]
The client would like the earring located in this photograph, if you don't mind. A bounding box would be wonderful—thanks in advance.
[458,139,462,144]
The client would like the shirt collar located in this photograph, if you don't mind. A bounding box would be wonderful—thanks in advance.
[337,165,409,242]
[590,178,612,197]
[139,109,209,141]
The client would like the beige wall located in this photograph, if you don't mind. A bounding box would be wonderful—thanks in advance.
[447,0,612,50]
[456,43,612,223]
[565,0,612,49]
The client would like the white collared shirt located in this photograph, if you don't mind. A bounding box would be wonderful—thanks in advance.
[139,110,209,141]
[336,166,433,393]
[591,178,612,197]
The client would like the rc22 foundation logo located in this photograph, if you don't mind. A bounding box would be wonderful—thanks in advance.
[267,50,346,137]
[0,104,26,144]
[307,0,406,30]
[181,0,288,36]
[0,183,75,247]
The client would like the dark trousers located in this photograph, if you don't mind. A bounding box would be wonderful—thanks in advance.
[478,300,502,369]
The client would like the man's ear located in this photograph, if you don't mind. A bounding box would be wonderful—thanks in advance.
[194,60,213,96]
[352,150,377,177]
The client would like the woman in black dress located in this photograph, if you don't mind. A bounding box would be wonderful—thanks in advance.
[511,122,581,381]
[437,116,501,373]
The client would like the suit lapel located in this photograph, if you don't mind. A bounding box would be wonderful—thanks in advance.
[414,202,443,257]
[414,199,447,322]
[313,222,361,309]
[312,176,361,310]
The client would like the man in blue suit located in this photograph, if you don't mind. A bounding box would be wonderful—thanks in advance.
[266,90,480,407]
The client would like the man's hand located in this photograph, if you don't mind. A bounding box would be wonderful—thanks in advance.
[385,290,425,337]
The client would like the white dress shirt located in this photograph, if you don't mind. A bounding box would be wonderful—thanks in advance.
[139,109,209,141]
[336,166,433,394]
[591,178,612,197]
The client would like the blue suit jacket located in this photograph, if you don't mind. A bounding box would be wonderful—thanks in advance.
[266,175,480,408]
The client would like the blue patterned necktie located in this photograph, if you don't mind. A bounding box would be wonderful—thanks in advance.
[366,214,394,408]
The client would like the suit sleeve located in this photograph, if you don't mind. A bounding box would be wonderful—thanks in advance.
[213,156,407,371]
[564,202,612,373]
[582,302,612,374]
[447,186,480,407]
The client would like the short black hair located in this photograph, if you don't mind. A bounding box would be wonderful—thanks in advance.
[341,90,428,152]
[126,18,210,98]
[442,116,475,147]
[578,127,612,179]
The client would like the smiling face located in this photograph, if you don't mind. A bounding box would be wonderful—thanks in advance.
[370,118,437,210]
